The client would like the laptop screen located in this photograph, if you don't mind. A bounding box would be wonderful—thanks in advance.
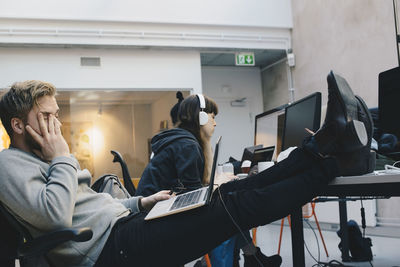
[252,146,275,165]
[241,144,263,162]
[206,136,221,204]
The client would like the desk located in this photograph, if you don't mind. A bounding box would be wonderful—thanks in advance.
[290,172,400,267]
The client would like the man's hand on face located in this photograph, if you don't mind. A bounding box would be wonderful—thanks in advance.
[140,190,172,211]
[25,112,70,161]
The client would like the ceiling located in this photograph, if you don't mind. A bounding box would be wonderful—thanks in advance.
[200,49,286,68]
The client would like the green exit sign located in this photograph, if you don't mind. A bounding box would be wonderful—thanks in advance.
[235,53,255,66]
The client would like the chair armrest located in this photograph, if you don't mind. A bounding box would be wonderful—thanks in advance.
[18,227,93,259]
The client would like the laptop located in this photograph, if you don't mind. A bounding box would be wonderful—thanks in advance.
[251,146,275,166]
[145,136,222,220]
[241,144,263,162]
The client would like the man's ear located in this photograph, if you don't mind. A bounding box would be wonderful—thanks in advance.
[10,117,24,135]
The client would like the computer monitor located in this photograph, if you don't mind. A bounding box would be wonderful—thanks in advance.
[379,66,400,138]
[281,92,322,151]
[252,146,275,165]
[254,104,287,151]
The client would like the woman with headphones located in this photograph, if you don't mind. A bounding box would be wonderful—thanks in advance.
[136,94,218,197]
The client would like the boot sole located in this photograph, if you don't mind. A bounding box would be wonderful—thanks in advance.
[329,71,358,122]
[352,120,368,146]
[355,95,373,146]
[337,120,368,153]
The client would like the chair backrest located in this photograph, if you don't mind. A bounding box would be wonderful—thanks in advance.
[0,204,20,267]
[110,150,136,196]
[0,203,33,240]
[0,203,50,267]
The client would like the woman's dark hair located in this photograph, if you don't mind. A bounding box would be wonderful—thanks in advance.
[177,94,218,147]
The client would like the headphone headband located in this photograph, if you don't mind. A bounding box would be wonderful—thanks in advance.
[196,94,208,126]
[197,94,206,109]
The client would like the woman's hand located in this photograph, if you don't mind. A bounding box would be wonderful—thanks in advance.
[140,190,172,211]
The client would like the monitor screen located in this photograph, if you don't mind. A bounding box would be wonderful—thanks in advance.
[281,92,322,151]
[379,66,400,138]
[254,104,287,151]
[252,146,275,165]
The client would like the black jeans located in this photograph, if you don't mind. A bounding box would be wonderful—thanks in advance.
[94,148,338,267]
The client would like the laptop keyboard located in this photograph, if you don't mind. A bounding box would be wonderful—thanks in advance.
[170,190,202,211]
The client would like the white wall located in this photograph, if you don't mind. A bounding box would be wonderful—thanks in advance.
[261,60,290,111]
[290,0,397,108]
[0,0,292,28]
[202,66,263,164]
[0,47,202,92]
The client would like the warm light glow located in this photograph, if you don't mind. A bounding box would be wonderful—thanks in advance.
[0,123,10,151]
[88,126,104,155]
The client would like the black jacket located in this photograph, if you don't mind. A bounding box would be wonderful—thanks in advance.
[136,128,204,197]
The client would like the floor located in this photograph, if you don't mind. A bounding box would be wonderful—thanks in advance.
[187,222,400,267]
[15,221,400,267]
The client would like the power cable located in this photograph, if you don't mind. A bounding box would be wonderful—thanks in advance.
[215,185,264,266]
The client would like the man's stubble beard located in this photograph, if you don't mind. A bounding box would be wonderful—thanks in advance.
[24,130,41,152]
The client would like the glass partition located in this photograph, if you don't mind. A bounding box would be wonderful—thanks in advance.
[57,90,190,181]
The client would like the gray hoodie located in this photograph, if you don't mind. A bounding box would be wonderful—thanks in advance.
[0,147,141,266]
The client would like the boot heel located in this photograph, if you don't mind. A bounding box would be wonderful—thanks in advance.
[367,150,376,173]
[339,120,368,152]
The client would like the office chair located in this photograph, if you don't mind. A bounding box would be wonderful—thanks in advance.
[277,199,329,257]
[0,202,93,267]
[110,150,136,196]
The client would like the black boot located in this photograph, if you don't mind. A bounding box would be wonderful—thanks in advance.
[243,247,282,267]
[334,95,375,176]
[303,72,374,176]
[311,71,368,156]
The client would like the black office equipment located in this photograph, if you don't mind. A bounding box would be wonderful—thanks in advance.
[240,145,274,166]
[252,146,275,164]
[241,144,263,162]
[392,0,400,66]
[281,92,322,150]
[379,67,400,139]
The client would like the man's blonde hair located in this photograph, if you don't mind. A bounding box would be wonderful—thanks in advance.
[0,80,56,138]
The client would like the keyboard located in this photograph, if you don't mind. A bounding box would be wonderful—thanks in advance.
[170,190,202,211]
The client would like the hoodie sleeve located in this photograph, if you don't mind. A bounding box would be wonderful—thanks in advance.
[0,153,79,231]
[174,142,204,191]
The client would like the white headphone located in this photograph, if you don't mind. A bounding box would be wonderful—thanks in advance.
[197,94,209,126]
